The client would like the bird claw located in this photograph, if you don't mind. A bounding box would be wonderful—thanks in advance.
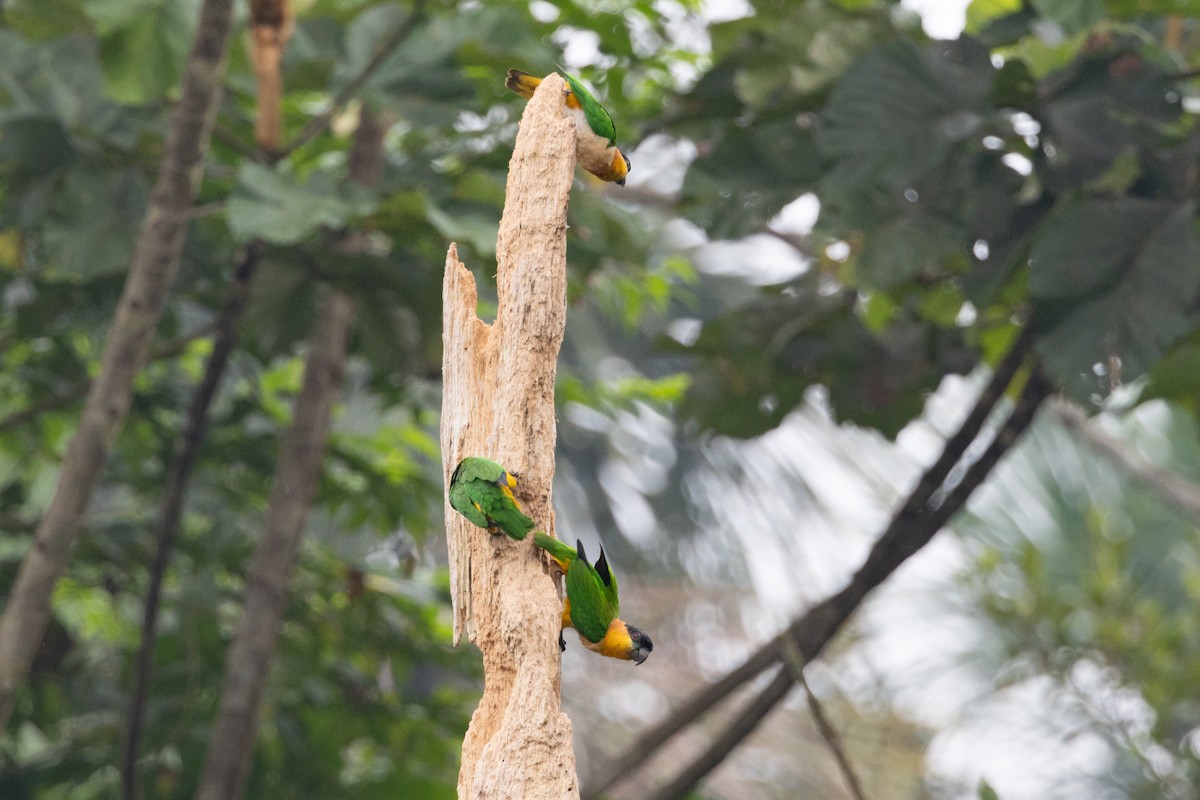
[558,632,566,653]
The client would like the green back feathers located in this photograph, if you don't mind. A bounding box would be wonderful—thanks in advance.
[450,456,506,485]
[448,457,534,541]
[560,69,617,145]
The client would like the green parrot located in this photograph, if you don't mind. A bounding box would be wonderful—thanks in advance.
[448,457,535,541]
[534,533,653,664]
[504,67,631,186]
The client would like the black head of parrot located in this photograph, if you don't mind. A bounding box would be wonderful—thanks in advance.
[626,624,653,665]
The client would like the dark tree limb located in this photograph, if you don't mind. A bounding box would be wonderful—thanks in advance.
[120,243,262,800]
[584,331,1045,800]
[0,0,235,732]
[646,667,795,800]
[193,108,384,800]
[782,640,869,800]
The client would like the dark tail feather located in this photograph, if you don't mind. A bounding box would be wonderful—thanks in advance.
[505,68,540,99]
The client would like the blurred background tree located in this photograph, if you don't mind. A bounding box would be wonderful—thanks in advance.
[3,0,1200,798]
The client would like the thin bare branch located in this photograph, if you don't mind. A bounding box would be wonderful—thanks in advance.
[281,0,427,156]
[781,639,868,800]
[583,328,1036,800]
[121,243,262,800]
[645,667,795,800]
[1053,402,1200,519]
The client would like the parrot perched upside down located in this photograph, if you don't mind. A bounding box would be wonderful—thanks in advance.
[505,67,631,186]
[448,457,535,541]
[534,533,653,664]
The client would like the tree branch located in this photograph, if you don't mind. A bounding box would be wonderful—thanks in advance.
[120,242,262,800]
[0,0,235,732]
[281,0,426,156]
[193,108,383,800]
[781,640,869,800]
[646,667,795,800]
[584,330,1043,800]
[193,288,355,800]
[1052,401,1200,519]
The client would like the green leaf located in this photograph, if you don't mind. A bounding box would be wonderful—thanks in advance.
[857,213,965,290]
[978,779,1001,800]
[225,163,377,245]
[1030,0,1104,32]
[0,118,76,178]
[41,168,146,278]
[424,203,498,257]
[3,0,90,39]
[966,0,1023,34]
[84,0,200,104]
[682,121,821,238]
[1141,333,1200,414]
[1031,199,1200,400]
[1106,0,1200,15]
[819,38,995,199]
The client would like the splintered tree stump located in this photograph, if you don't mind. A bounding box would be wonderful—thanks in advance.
[440,74,578,798]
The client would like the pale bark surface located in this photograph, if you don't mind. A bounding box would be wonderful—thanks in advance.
[0,0,235,732]
[441,74,578,799]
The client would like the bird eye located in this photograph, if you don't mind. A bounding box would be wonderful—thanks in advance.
[622,153,631,172]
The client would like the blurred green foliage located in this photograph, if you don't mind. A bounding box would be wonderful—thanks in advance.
[4,0,1200,796]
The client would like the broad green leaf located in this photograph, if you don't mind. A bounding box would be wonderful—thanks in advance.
[1031,199,1200,400]
[0,118,75,178]
[1031,0,1104,32]
[424,203,498,257]
[1107,0,1200,15]
[225,163,377,245]
[84,0,201,104]
[41,168,146,277]
[966,0,1023,34]
[856,213,965,290]
[682,121,821,238]
[1142,335,1200,417]
[3,0,90,39]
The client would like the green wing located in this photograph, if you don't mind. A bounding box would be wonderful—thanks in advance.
[477,487,534,541]
[560,70,617,145]
[448,457,532,540]
[452,457,505,484]
[565,539,618,643]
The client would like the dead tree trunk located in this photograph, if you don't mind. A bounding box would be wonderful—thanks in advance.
[440,74,577,799]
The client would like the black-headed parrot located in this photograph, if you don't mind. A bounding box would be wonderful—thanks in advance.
[504,67,631,186]
[448,457,535,541]
[534,533,653,664]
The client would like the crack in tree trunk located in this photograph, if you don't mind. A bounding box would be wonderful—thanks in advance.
[440,73,578,799]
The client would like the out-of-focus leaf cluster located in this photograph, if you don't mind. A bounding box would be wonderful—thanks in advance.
[665,0,1200,436]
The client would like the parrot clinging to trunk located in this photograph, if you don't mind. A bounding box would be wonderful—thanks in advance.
[534,533,653,664]
[448,457,535,541]
[504,67,631,186]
